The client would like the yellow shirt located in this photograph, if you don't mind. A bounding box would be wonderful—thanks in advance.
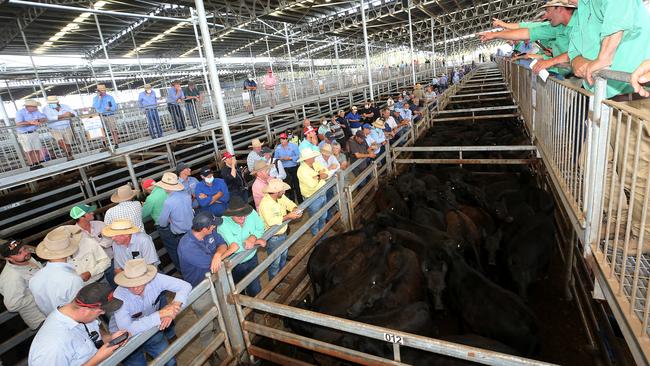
[298,161,326,198]
[258,194,298,235]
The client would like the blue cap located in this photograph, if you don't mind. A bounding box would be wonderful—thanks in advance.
[362,123,372,130]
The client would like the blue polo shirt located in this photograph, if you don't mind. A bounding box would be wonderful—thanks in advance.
[274,143,300,168]
[195,179,230,216]
[178,230,227,287]
[166,87,185,105]
[138,91,158,109]
[345,112,362,128]
[92,94,117,116]
[15,108,46,133]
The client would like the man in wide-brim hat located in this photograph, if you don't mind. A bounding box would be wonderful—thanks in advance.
[104,184,145,232]
[259,179,302,280]
[112,258,191,366]
[15,99,47,169]
[102,219,160,275]
[156,172,193,272]
[251,160,272,209]
[43,95,76,160]
[54,224,110,285]
[29,226,84,315]
[217,197,266,296]
[246,138,265,172]
[297,149,329,237]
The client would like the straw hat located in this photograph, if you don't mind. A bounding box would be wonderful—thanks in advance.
[36,226,82,260]
[111,185,137,203]
[155,172,185,191]
[249,138,265,148]
[102,219,140,237]
[223,196,254,217]
[46,96,59,104]
[263,179,291,194]
[114,259,158,288]
[297,149,321,162]
[144,84,152,89]
[320,143,333,155]
[541,0,576,8]
[251,160,271,175]
[97,84,107,91]
[23,99,41,107]
[372,118,386,129]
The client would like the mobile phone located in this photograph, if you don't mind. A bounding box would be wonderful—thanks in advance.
[109,332,129,346]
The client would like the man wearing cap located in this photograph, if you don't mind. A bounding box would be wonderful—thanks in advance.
[28,282,127,366]
[138,84,163,139]
[71,204,116,286]
[176,162,200,199]
[184,81,202,128]
[251,160,272,209]
[299,126,320,153]
[244,74,257,113]
[142,178,167,228]
[263,68,277,108]
[15,99,47,169]
[196,166,230,217]
[274,132,301,202]
[157,172,193,272]
[29,227,84,315]
[246,138,266,172]
[258,179,302,279]
[318,132,336,149]
[297,149,329,236]
[359,101,374,124]
[362,124,381,157]
[347,131,376,175]
[111,259,191,366]
[221,152,249,203]
[217,197,265,296]
[103,219,160,275]
[42,95,76,160]
[92,84,120,146]
[0,239,46,330]
[345,106,362,135]
[104,184,145,232]
[167,80,186,132]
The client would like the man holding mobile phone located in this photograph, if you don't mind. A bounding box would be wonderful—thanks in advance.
[29,282,128,366]
[92,84,120,147]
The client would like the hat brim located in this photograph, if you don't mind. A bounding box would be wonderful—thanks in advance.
[35,240,79,260]
[249,142,265,148]
[263,182,291,193]
[102,298,124,314]
[223,205,254,217]
[297,151,321,162]
[114,265,158,287]
[110,191,136,203]
[155,181,185,192]
[101,226,140,237]
[373,123,385,129]
[251,164,271,175]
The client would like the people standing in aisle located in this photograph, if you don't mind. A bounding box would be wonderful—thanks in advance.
[244,74,258,114]
[195,166,230,217]
[105,184,145,232]
[156,172,193,272]
[43,95,75,160]
[274,132,301,202]
[102,219,161,274]
[138,84,163,139]
[29,227,84,315]
[111,259,191,366]
[220,152,249,203]
[15,99,47,170]
[251,160,272,209]
[297,149,328,237]
[167,80,186,132]
[263,69,277,108]
[246,138,265,172]
[0,239,46,330]
[92,84,120,147]
[184,81,202,128]
[258,179,302,280]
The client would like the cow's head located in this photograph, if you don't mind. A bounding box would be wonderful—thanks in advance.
[421,250,450,311]
[484,228,503,266]
[493,197,514,223]
[346,272,389,318]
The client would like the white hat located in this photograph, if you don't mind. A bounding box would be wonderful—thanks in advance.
[114,259,157,287]
[297,149,321,162]
[155,172,185,191]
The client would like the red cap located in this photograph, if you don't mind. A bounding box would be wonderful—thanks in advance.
[303,126,316,135]
[142,179,155,190]
[279,133,288,139]
[221,151,235,160]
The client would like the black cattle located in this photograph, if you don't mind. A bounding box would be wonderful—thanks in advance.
[373,184,410,217]
[411,201,446,231]
[396,171,427,201]
[421,245,540,356]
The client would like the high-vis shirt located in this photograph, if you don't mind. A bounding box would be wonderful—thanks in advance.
[298,161,326,198]
[258,194,298,235]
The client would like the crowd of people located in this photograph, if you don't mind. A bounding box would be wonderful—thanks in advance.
[1,82,440,365]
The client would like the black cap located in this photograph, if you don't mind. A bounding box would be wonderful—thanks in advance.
[74,282,123,314]
[175,162,189,175]
[200,166,213,177]
[0,239,24,258]
[192,211,223,231]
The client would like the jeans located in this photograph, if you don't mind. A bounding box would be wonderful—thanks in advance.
[104,259,116,288]
[266,234,288,280]
[305,194,327,236]
[325,186,337,221]
[232,255,261,296]
[185,100,198,128]
[157,226,183,273]
[145,109,163,138]
[167,103,185,131]
[284,166,301,203]
[122,330,175,366]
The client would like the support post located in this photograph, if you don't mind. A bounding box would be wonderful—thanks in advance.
[165,143,176,168]
[284,23,296,101]
[130,31,146,84]
[336,171,350,231]
[263,24,273,73]
[444,27,448,69]
[334,37,342,89]
[195,0,234,152]
[407,2,416,85]
[124,154,139,189]
[17,19,47,98]
[93,14,118,92]
[360,0,374,100]
[191,9,218,121]
[214,266,247,356]
[431,18,436,76]
[210,129,222,163]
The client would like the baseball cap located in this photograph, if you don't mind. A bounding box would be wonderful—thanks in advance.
[69,204,97,220]
[175,162,189,175]
[221,151,235,161]
[192,211,223,231]
[0,239,24,258]
[362,124,372,130]
[354,130,365,138]
[200,166,213,177]
[74,282,123,314]
[304,126,316,135]
[279,132,288,139]
[142,179,155,190]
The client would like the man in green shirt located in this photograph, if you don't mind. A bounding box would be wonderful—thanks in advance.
[141,178,168,226]
[217,196,266,296]
[481,0,576,77]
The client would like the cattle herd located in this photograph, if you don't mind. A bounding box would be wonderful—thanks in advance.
[284,117,559,365]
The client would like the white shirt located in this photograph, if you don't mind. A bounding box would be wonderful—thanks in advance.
[104,201,145,232]
[77,220,114,258]
[29,262,83,316]
[70,236,111,284]
[315,155,340,177]
[29,309,101,366]
[112,232,160,271]
[42,104,75,130]
[0,258,46,330]
[385,116,398,130]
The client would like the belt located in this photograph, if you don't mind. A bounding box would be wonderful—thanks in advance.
[611,93,646,102]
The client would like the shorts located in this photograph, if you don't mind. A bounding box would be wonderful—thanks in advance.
[50,128,74,144]
[101,115,117,130]
[17,132,42,152]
